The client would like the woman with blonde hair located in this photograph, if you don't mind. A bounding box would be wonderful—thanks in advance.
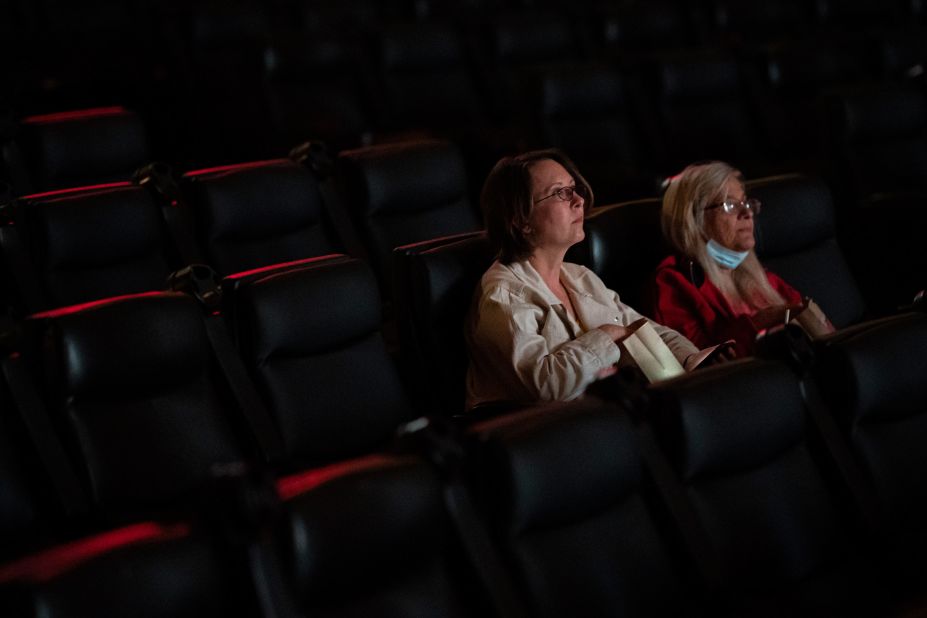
[652,161,833,357]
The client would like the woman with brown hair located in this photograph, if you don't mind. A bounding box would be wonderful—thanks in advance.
[465,149,699,409]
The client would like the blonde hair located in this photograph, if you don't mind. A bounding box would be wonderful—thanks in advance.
[661,161,783,313]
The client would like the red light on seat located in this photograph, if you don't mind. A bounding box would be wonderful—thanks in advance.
[27,290,175,320]
[0,522,189,583]
[277,454,398,500]
[224,254,349,282]
[23,106,129,125]
[22,181,134,201]
[183,158,289,178]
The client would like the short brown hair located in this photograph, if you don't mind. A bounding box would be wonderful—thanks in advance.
[480,149,593,264]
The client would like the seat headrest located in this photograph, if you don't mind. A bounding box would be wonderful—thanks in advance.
[380,25,464,70]
[338,140,468,217]
[229,257,380,359]
[471,400,642,534]
[659,55,739,99]
[184,160,325,237]
[22,108,149,190]
[541,65,626,117]
[841,87,927,142]
[492,13,575,64]
[40,293,208,396]
[818,312,927,424]
[282,454,445,598]
[651,359,805,482]
[27,185,164,267]
[749,174,836,257]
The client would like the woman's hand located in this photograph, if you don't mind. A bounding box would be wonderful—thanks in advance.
[598,323,632,343]
[750,304,804,330]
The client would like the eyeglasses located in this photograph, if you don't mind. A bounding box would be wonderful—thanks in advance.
[534,185,585,204]
[704,197,762,216]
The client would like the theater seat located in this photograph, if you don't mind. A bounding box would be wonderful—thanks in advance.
[566,198,667,313]
[29,292,249,517]
[0,521,274,617]
[466,399,702,617]
[181,159,345,277]
[277,452,504,617]
[825,85,927,311]
[813,312,927,575]
[0,183,185,314]
[337,139,481,294]
[18,107,150,193]
[648,51,773,175]
[534,63,661,204]
[394,232,495,415]
[222,255,417,469]
[647,358,892,615]
[748,173,866,328]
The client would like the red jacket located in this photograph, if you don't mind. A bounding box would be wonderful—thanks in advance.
[651,255,803,358]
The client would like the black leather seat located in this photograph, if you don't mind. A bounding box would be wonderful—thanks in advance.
[533,63,661,203]
[0,520,275,617]
[748,173,866,328]
[28,292,249,517]
[336,139,481,295]
[824,85,927,311]
[647,358,891,615]
[276,452,504,617]
[466,398,702,617]
[481,9,583,123]
[222,255,418,469]
[753,37,881,167]
[0,183,184,314]
[648,51,773,176]
[566,198,668,314]
[813,311,927,577]
[18,107,150,193]
[373,22,486,138]
[180,159,344,277]
[393,231,495,415]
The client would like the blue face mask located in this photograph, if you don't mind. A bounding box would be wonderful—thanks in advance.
[706,239,749,269]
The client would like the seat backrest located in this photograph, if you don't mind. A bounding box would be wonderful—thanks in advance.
[265,34,373,153]
[31,292,247,515]
[483,9,582,119]
[374,22,485,133]
[467,399,696,618]
[0,382,49,561]
[566,198,668,313]
[813,312,927,546]
[19,107,150,193]
[535,63,659,203]
[1,183,181,313]
[748,173,865,328]
[648,358,877,613]
[651,52,770,172]
[223,256,416,469]
[181,159,344,277]
[830,84,927,197]
[394,232,495,415]
[337,139,480,293]
[0,522,262,617]
[758,38,881,157]
[277,453,496,617]
[710,0,812,45]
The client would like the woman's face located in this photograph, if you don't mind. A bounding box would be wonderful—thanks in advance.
[527,159,586,254]
[703,176,755,252]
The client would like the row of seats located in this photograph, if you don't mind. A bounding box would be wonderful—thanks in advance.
[0,137,481,316]
[1,303,926,616]
[2,132,917,359]
[5,2,927,203]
